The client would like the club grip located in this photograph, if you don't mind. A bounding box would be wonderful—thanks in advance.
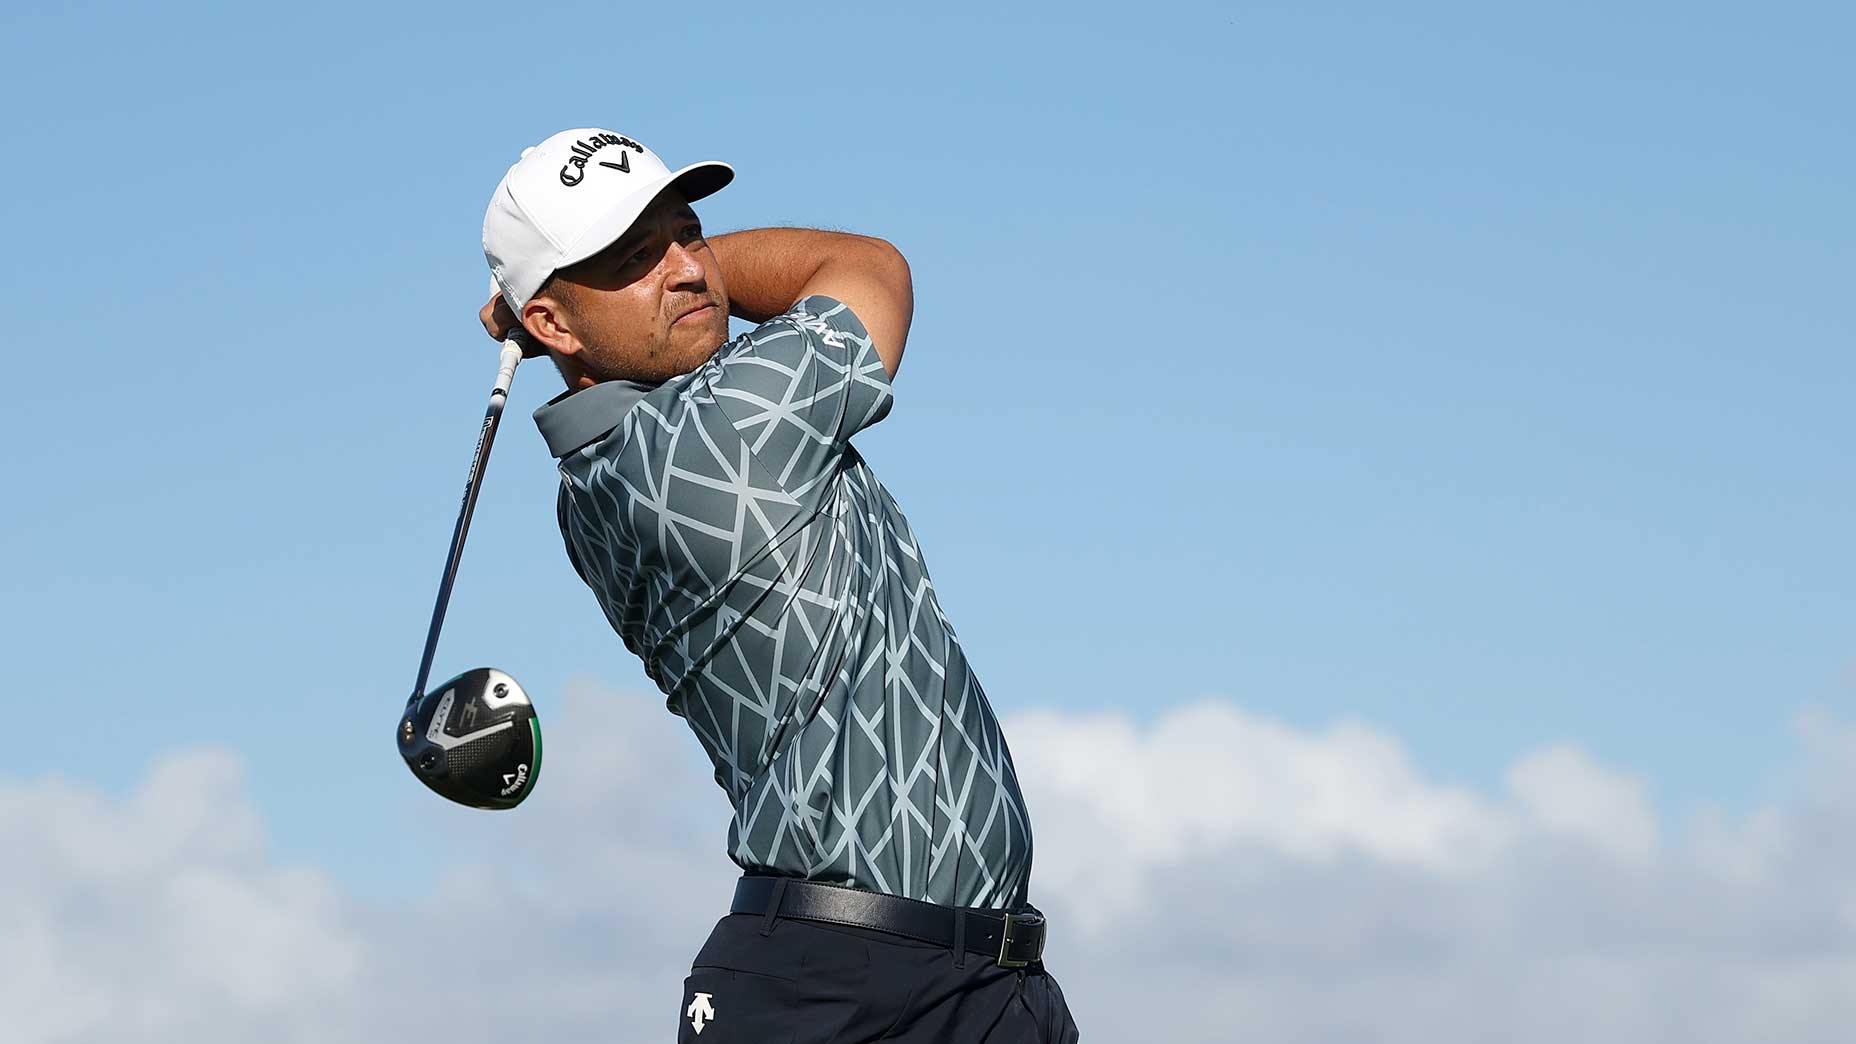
[486,274,526,397]
[494,337,524,397]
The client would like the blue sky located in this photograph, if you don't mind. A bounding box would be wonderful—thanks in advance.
[2,0,1850,908]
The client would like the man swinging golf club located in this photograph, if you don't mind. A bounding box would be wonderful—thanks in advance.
[479,128,1079,1042]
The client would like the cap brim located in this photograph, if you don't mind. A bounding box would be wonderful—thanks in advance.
[556,160,735,273]
[669,159,734,204]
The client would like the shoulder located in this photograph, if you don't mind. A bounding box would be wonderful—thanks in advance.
[750,294,870,346]
[708,296,881,384]
[782,294,872,347]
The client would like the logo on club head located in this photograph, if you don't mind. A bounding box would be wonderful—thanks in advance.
[499,763,529,797]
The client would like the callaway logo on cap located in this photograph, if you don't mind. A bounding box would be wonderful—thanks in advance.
[483,128,733,310]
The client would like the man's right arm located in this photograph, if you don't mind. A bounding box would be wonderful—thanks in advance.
[708,228,913,380]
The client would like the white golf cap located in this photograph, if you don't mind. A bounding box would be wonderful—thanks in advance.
[482,128,733,310]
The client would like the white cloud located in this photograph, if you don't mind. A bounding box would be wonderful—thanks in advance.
[1506,743,1659,864]
[0,752,363,1044]
[1009,702,1510,930]
[1012,702,1856,1043]
[6,688,1856,1043]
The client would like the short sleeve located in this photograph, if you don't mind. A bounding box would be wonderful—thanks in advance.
[702,295,894,492]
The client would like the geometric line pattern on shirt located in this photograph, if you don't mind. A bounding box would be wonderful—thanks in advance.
[549,296,1033,908]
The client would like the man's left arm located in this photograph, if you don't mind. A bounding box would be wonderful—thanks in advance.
[708,228,913,380]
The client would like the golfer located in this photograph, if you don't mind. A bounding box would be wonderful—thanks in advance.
[479,128,1079,1042]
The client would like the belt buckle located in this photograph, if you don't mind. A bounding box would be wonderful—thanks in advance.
[996,912,1045,968]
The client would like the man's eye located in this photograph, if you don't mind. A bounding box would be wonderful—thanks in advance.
[628,248,652,266]
[681,224,704,241]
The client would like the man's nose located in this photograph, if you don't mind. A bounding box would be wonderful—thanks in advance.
[664,241,705,287]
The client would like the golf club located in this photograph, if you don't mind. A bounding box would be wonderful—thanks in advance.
[396,329,542,810]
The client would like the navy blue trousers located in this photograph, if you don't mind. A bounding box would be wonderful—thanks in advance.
[676,912,1080,1042]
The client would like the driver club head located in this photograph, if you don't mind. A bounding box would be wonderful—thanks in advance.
[398,667,541,809]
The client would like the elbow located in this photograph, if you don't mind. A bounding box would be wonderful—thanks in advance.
[866,236,913,314]
[860,236,911,295]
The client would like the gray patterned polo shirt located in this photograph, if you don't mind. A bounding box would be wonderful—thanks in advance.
[533,295,1033,909]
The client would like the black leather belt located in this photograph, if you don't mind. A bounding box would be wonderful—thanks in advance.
[731,876,1048,968]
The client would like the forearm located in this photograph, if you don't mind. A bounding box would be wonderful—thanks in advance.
[710,228,902,323]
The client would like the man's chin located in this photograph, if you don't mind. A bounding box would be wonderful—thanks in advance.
[676,313,731,358]
[635,330,724,383]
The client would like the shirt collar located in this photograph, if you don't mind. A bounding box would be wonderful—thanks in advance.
[532,379,658,459]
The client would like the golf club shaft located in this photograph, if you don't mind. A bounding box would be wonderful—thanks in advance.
[409,337,525,705]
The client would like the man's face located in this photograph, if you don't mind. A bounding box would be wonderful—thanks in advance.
[530,189,730,385]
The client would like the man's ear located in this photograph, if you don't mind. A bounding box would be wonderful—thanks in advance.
[521,294,582,358]
[522,292,597,390]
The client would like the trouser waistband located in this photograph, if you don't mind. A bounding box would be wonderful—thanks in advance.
[729,875,1048,968]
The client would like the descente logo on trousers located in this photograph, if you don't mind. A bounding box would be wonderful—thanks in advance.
[559,133,644,186]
